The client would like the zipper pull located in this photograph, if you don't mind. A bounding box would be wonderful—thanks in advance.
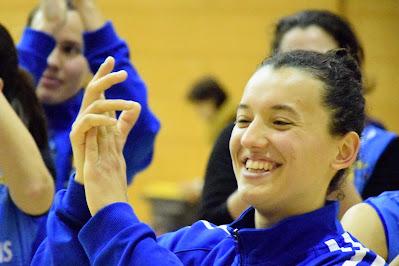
[232,228,239,241]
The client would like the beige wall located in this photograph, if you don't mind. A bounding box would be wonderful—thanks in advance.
[344,0,399,133]
[2,0,398,222]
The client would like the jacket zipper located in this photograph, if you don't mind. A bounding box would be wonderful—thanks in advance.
[232,229,243,266]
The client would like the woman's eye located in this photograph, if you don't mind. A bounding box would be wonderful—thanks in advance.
[273,120,292,127]
[61,44,82,56]
[235,118,251,127]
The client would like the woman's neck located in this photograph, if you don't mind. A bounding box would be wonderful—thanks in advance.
[254,193,326,229]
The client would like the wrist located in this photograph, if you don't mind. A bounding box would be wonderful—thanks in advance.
[91,196,129,216]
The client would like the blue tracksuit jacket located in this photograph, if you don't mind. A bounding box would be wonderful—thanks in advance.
[0,185,46,266]
[366,191,399,263]
[32,178,386,265]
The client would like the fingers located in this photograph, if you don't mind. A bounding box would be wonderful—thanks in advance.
[81,99,137,116]
[80,57,128,112]
[116,103,141,150]
[97,125,109,157]
[71,100,138,156]
[41,0,66,20]
[81,71,127,112]
[85,127,98,164]
[71,114,117,144]
[91,56,115,83]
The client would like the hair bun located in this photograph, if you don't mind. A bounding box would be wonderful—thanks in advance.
[332,48,349,58]
[327,48,362,83]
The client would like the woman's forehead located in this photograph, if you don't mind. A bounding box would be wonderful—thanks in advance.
[241,66,326,113]
[244,66,322,95]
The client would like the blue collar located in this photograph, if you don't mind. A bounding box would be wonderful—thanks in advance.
[229,202,343,264]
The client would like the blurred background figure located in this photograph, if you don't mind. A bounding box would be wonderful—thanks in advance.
[187,76,236,142]
[18,0,160,190]
[0,23,54,266]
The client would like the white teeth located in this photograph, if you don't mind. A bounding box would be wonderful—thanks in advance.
[245,159,274,171]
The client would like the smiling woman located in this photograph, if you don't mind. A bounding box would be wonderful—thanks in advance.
[33,50,385,265]
[230,50,364,227]
[199,9,399,226]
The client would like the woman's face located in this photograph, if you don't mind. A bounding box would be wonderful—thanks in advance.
[36,10,89,105]
[230,66,342,220]
[278,25,339,53]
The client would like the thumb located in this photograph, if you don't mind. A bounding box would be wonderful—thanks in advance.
[85,127,99,164]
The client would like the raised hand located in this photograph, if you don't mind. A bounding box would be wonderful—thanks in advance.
[83,100,140,215]
[70,0,105,31]
[29,0,67,34]
[69,56,136,184]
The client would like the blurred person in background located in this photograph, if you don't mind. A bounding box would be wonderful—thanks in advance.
[187,76,236,143]
[18,0,160,190]
[0,23,54,266]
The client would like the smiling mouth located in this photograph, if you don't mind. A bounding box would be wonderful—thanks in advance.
[40,76,62,90]
[244,159,282,173]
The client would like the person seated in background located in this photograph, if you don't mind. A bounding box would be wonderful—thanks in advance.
[199,9,399,225]
[187,76,236,142]
[32,50,386,265]
[0,23,54,266]
[18,0,160,190]
[341,191,399,263]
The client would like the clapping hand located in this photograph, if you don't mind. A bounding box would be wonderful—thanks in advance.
[70,56,141,216]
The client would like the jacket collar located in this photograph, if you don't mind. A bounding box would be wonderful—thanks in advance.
[228,201,343,265]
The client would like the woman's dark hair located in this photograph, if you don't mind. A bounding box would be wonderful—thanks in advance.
[271,10,364,68]
[187,76,227,109]
[261,49,365,194]
[0,23,54,175]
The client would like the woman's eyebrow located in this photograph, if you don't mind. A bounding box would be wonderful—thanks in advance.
[271,104,300,118]
[237,103,300,119]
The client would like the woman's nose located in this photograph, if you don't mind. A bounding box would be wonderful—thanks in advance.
[240,118,269,150]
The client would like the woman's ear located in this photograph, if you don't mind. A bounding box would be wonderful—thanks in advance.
[332,131,361,171]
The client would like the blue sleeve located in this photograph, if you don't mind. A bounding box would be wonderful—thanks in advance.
[31,177,91,266]
[365,191,399,263]
[78,203,183,266]
[16,28,55,85]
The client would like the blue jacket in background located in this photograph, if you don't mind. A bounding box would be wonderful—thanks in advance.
[353,124,397,194]
[0,185,46,266]
[17,22,160,190]
[32,178,386,265]
[366,191,399,263]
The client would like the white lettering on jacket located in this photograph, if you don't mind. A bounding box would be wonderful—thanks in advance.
[0,240,13,263]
